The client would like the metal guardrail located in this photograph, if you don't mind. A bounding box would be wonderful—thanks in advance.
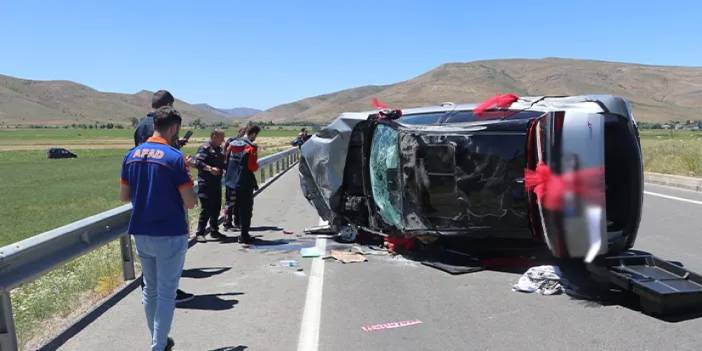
[0,147,300,350]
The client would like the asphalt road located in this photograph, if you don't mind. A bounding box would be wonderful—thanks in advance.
[58,173,702,351]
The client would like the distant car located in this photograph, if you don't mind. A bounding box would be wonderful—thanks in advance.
[47,148,78,159]
[299,95,643,260]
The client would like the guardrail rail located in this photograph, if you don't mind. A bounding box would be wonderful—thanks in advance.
[0,147,300,350]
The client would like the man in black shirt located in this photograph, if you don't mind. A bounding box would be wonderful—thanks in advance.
[134,90,190,148]
[192,129,226,242]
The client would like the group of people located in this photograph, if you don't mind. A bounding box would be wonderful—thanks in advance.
[121,90,263,351]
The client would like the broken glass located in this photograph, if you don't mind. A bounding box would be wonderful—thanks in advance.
[369,124,403,229]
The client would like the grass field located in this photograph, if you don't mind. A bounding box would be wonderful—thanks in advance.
[0,127,298,349]
[640,129,702,177]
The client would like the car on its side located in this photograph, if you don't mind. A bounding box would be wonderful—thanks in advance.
[299,95,643,261]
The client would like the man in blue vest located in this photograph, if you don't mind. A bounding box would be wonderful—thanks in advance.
[225,125,260,244]
[121,106,197,351]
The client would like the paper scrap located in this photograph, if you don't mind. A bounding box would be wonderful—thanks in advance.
[361,319,423,332]
[330,250,367,264]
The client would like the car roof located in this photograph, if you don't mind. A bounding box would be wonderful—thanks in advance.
[345,95,632,119]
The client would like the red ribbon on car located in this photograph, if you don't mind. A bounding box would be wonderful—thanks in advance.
[372,97,389,110]
[524,162,604,211]
[474,93,519,117]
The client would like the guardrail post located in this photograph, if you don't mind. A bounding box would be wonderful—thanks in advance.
[261,168,266,183]
[276,160,280,174]
[0,291,18,351]
[119,235,136,281]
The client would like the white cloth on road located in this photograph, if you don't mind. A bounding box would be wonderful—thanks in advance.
[512,265,565,295]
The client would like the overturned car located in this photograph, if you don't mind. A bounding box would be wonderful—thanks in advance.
[299,95,644,261]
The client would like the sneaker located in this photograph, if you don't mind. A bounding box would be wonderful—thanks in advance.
[175,289,195,304]
[222,224,234,231]
[210,231,226,240]
[164,337,175,351]
[195,235,206,243]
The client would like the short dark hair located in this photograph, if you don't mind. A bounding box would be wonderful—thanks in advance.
[247,125,261,136]
[152,90,175,109]
[153,106,182,132]
[211,128,224,137]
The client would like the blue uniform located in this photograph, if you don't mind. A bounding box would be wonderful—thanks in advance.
[121,136,193,236]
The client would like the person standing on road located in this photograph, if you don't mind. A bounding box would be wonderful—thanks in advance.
[120,106,197,351]
[134,90,190,148]
[222,126,247,230]
[192,128,226,242]
[133,90,195,305]
[225,125,260,244]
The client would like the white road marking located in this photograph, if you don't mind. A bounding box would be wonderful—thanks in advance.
[297,220,328,351]
[644,191,702,206]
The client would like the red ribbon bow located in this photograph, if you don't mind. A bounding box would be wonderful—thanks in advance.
[372,97,389,110]
[524,162,604,211]
[474,93,519,117]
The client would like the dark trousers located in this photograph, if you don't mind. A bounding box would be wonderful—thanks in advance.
[236,186,254,238]
[196,190,221,235]
[224,187,239,227]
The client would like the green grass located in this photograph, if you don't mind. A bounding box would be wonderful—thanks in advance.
[0,127,299,144]
[640,130,702,177]
[0,138,289,349]
[0,149,126,247]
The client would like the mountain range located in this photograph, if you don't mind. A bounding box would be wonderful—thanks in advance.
[192,104,261,119]
[0,74,251,125]
[2,58,701,125]
[251,58,702,123]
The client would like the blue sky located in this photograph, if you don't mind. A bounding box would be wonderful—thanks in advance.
[1,0,700,109]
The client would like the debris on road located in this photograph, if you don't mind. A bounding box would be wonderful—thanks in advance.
[304,224,334,235]
[300,247,322,258]
[329,249,367,264]
[361,319,423,332]
[513,265,565,295]
[282,230,295,235]
[420,249,484,275]
[384,236,416,254]
[278,260,299,267]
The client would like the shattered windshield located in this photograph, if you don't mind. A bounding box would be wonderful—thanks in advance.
[370,124,403,229]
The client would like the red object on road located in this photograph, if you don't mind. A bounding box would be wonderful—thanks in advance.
[474,93,519,117]
[384,236,416,253]
[282,230,294,235]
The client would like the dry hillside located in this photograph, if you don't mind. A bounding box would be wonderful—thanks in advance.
[252,58,702,123]
[0,74,224,125]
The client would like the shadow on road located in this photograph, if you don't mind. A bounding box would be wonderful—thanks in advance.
[209,346,248,351]
[181,267,231,279]
[177,292,243,311]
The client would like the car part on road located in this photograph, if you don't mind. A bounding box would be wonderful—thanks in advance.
[588,251,702,315]
[336,225,358,243]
